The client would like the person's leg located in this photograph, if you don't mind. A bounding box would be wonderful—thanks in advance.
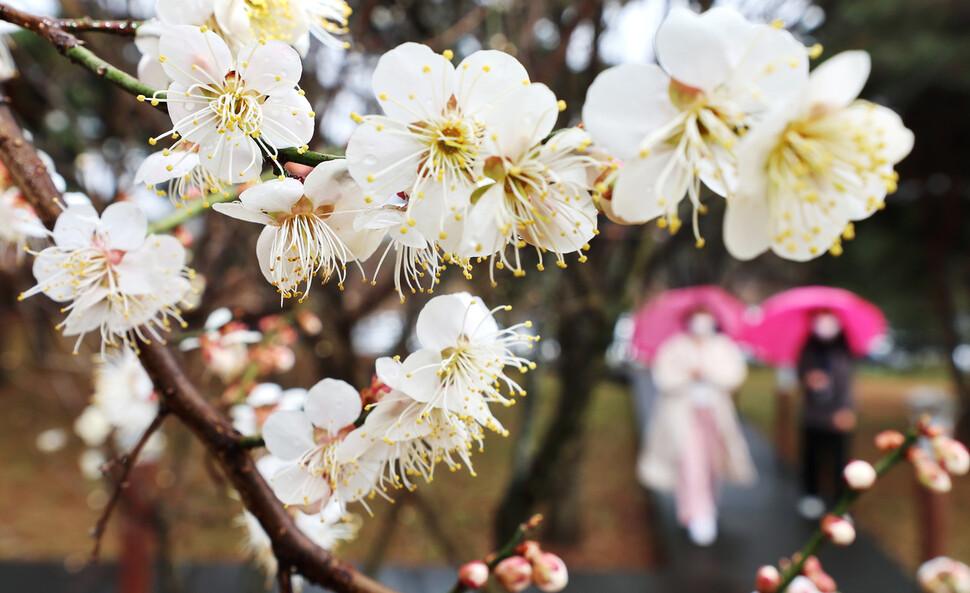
[798,426,826,519]
[675,409,718,545]
[832,430,851,499]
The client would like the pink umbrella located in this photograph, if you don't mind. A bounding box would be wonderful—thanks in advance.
[739,286,887,365]
[631,285,746,363]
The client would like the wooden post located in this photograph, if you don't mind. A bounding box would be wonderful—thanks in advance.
[915,478,948,562]
[119,464,156,593]
[775,388,797,465]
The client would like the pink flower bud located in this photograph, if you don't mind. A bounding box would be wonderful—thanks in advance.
[821,514,856,546]
[755,565,781,593]
[843,460,877,490]
[458,561,489,590]
[875,430,906,451]
[516,540,542,562]
[915,457,953,493]
[296,310,323,336]
[802,556,837,593]
[933,437,970,476]
[532,553,568,592]
[917,556,970,593]
[494,556,532,593]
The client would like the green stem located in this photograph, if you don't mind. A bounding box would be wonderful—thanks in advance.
[239,435,265,449]
[278,147,344,167]
[64,44,162,102]
[775,429,919,591]
[147,193,237,235]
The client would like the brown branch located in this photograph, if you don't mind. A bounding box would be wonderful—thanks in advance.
[278,567,293,593]
[90,411,168,562]
[59,17,140,35]
[0,101,399,593]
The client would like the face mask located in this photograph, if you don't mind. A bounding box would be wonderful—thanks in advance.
[688,313,717,336]
[812,313,842,340]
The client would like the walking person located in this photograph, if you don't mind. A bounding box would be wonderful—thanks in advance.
[637,308,757,546]
[796,311,857,520]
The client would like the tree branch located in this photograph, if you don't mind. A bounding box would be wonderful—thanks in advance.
[0,101,400,593]
[90,411,168,562]
[59,17,141,35]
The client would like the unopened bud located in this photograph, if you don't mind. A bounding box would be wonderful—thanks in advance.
[915,457,953,493]
[787,576,824,593]
[458,561,489,589]
[532,553,568,592]
[494,556,532,593]
[917,556,970,593]
[821,514,856,546]
[933,436,970,476]
[843,460,877,490]
[802,556,837,593]
[516,541,542,562]
[295,309,323,336]
[755,565,781,593]
[918,415,947,438]
[875,430,906,451]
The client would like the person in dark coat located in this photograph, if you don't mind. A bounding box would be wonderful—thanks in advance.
[796,311,857,519]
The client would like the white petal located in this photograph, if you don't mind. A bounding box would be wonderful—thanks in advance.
[238,40,303,96]
[158,24,233,89]
[582,63,678,160]
[610,149,687,224]
[723,197,771,260]
[808,51,871,110]
[345,117,423,198]
[655,7,751,92]
[247,382,284,406]
[211,202,275,225]
[199,132,263,182]
[262,410,315,460]
[304,378,362,433]
[399,348,445,403]
[455,49,530,117]
[52,203,100,250]
[270,463,331,507]
[485,83,559,158]
[259,91,315,149]
[135,150,200,185]
[371,42,454,121]
[374,356,403,389]
[100,202,148,251]
[239,177,304,213]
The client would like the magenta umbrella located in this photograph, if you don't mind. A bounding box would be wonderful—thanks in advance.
[631,285,747,363]
[739,286,887,365]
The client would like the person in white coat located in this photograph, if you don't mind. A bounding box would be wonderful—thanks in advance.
[636,309,757,546]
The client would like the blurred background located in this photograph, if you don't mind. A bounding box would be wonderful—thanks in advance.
[1,0,969,591]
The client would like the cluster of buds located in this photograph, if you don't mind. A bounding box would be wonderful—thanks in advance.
[755,556,836,593]
[904,420,969,494]
[459,533,568,593]
[491,542,568,593]
[252,315,299,375]
[917,557,970,593]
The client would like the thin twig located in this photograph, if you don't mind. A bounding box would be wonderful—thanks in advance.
[447,514,542,593]
[147,192,238,235]
[90,412,168,562]
[775,428,920,590]
[59,17,141,35]
[278,567,293,593]
[239,435,266,449]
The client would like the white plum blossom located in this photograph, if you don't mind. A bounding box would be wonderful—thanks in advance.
[724,51,914,261]
[20,202,192,354]
[457,85,599,276]
[0,185,46,263]
[135,0,216,89]
[345,42,530,244]
[230,382,306,436]
[149,25,315,183]
[0,0,59,81]
[73,349,165,462]
[917,557,970,593]
[134,143,229,205]
[262,378,383,508]
[214,0,352,55]
[213,160,382,299]
[583,7,809,243]
[353,191,442,301]
[396,292,536,433]
[180,307,262,382]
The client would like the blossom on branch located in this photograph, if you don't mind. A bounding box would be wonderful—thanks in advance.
[20,202,192,354]
[214,160,381,299]
[724,51,914,261]
[583,7,808,244]
[148,25,315,184]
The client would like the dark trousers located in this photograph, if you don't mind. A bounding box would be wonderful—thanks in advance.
[801,426,850,503]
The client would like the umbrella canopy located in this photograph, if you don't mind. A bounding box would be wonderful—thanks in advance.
[739,286,887,366]
[631,285,747,363]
